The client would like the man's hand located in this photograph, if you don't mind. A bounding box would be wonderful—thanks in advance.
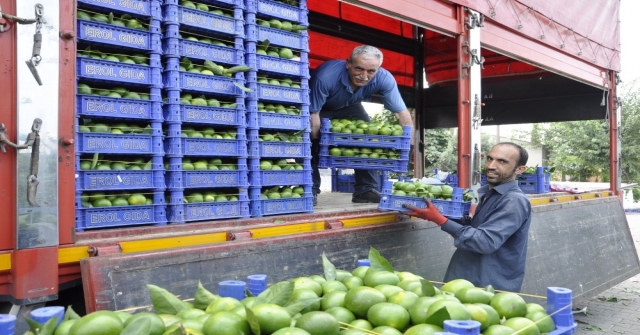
[394,110,414,143]
[310,113,321,140]
[403,199,448,225]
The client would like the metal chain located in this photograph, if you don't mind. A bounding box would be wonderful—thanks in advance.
[31,4,44,65]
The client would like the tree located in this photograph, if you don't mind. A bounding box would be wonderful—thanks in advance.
[431,133,496,173]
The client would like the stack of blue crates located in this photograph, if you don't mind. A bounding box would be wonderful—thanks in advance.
[161,0,250,223]
[244,0,313,217]
[75,0,167,231]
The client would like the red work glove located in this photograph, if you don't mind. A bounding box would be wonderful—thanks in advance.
[403,199,448,226]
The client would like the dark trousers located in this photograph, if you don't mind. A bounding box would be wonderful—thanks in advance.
[312,103,379,197]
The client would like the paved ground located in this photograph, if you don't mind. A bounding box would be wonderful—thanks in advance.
[572,213,640,334]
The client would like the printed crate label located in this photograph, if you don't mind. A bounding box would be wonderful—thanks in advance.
[78,20,151,50]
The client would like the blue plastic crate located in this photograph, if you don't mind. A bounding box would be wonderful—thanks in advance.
[517,168,551,194]
[245,43,309,77]
[77,56,162,86]
[163,103,246,126]
[318,146,409,172]
[77,19,162,52]
[320,119,411,150]
[163,70,245,96]
[444,174,458,188]
[164,0,244,10]
[78,0,162,19]
[378,181,471,219]
[77,132,163,154]
[165,157,249,188]
[76,94,162,120]
[167,190,250,223]
[248,158,311,187]
[247,129,311,158]
[77,170,165,191]
[165,136,248,157]
[245,0,308,25]
[246,111,309,131]
[163,36,244,65]
[245,20,309,51]
[249,187,313,218]
[163,4,244,37]
[75,191,167,231]
[331,169,386,193]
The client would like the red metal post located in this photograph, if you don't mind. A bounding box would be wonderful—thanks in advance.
[608,70,621,197]
[456,6,471,188]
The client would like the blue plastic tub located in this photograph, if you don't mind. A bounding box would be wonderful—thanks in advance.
[163,103,246,126]
[167,189,250,223]
[76,94,162,120]
[77,56,162,86]
[377,181,471,218]
[245,0,308,25]
[245,19,309,51]
[75,191,167,231]
[163,70,245,96]
[78,0,162,19]
[77,19,162,52]
[249,186,313,218]
[163,36,244,65]
[517,168,551,194]
[320,119,412,150]
[248,158,312,187]
[163,4,244,37]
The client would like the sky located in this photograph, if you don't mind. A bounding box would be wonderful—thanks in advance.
[620,1,640,88]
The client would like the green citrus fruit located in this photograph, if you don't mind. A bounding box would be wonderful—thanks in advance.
[374,284,404,299]
[463,303,492,330]
[503,317,541,335]
[526,303,546,314]
[367,302,410,331]
[124,312,165,335]
[241,297,256,308]
[293,277,323,296]
[180,319,204,332]
[342,275,364,290]
[309,275,326,285]
[115,312,132,323]
[408,296,440,324]
[290,289,320,313]
[324,306,356,323]
[425,300,471,328]
[396,280,421,291]
[349,319,372,330]
[322,280,348,295]
[386,291,419,311]
[201,311,250,335]
[157,314,182,327]
[271,327,311,335]
[526,311,556,333]
[455,287,494,304]
[205,297,243,314]
[371,326,402,335]
[294,311,340,335]
[320,290,346,310]
[53,320,76,335]
[441,278,475,295]
[403,323,444,335]
[490,292,527,319]
[473,303,500,330]
[339,330,368,335]
[396,271,420,281]
[252,304,293,335]
[483,325,517,335]
[363,270,399,287]
[68,310,124,335]
[351,266,369,279]
[344,286,387,318]
[336,270,352,281]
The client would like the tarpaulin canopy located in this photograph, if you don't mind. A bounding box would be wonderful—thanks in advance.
[313,0,620,88]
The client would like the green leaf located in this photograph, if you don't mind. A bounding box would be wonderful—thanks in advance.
[64,305,81,320]
[233,81,253,93]
[258,39,271,50]
[25,317,43,333]
[162,324,186,335]
[245,306,261,335]
[91,153,100,169]
[180,57,193,70]
[194,281,219,310]
[424,306,451,328]
[203,60,223,75]
[420,279,436,297]
[322,252,336,281]
[284,298,323,316]
[108,12,115,23]
[245,288,255,297]
[121,14,132,21]
[253,281,294,306]
[39,316,58,335]
[120,317,151,335]
[147,284,189,315]
[368,247,394,272]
